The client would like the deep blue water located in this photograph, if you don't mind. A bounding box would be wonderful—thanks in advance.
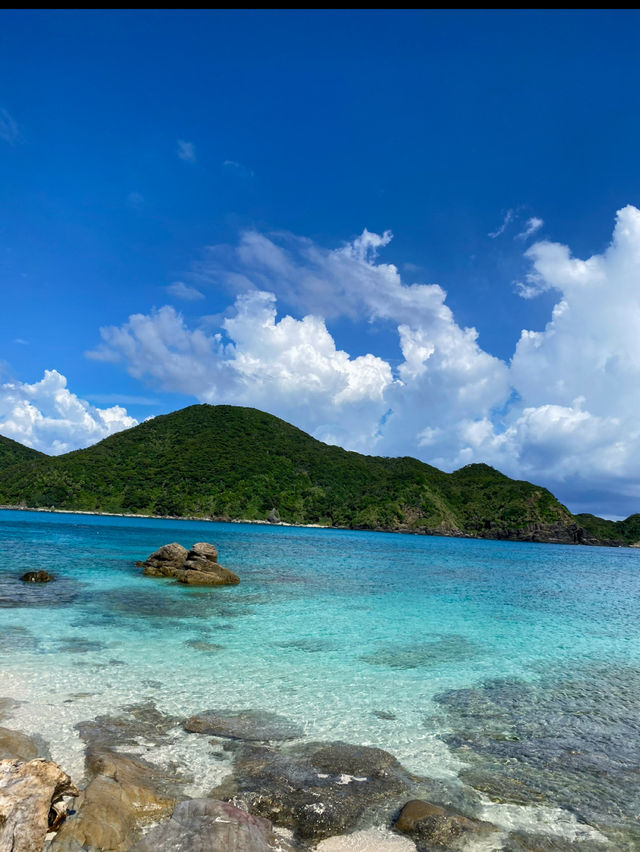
[1,509,639,847]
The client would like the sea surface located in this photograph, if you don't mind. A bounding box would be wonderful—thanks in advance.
[1,509,639,849]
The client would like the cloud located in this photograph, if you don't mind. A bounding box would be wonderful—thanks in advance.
[516,216,544,240]
[165,281,205,301]
[0,108,19,145]
[88,294,394,452]
[488,209,514,238]
[177,140,196,162]
[86,207,640,516]
[0,370,137,455]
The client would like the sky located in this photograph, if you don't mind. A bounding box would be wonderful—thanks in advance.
[2,10,640,518]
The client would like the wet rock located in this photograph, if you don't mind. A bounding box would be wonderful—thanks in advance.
[131,798,301,851]
[217,741,412,843]
[184,709,303,741]
[0,758,79,852]
[393,799,496,851]
[76,701,180,751]
[20,570,54,583]
[51,750,176,852]
[0,727,40,761]
[141,541,239,586]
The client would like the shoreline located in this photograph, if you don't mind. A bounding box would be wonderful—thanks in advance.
[0,504,631,548]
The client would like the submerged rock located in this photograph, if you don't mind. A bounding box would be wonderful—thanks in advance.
[0,758,79,852]
[20,570,54,583]
[131,798,301,851]
[141,541,239,586]
[216,741,413,843]
[76,701,181,752]
[0,727,40,761]
[393,799,496,851]
[184,709,303,741]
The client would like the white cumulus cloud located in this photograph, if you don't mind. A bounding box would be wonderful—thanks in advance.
[0,370,137,455]
[83,206,640,516]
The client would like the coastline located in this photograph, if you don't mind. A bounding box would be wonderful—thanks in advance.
[0,504,628,548]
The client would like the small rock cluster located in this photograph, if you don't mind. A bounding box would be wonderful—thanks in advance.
[139,542,240,586]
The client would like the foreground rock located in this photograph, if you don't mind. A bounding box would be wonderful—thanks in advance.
[394,799,496,851]
[20,570,54,582]
[215,741,413,843]
[140,541,240,586]
[51,749,176,851]
[131,798,301,851]
[184,709,303,741]
[0,758,79,852]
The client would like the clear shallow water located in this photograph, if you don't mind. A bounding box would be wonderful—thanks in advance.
[1,509,639,847]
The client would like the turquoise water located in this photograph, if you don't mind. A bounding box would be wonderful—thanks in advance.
[1,509,639,847]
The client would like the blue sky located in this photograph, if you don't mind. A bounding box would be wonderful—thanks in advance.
[2,10,640,517]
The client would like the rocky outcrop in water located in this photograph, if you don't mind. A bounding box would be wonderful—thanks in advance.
[131,798,301,852]
[0,758,79,852]
[20,570,54,582]
[140,541,240,586]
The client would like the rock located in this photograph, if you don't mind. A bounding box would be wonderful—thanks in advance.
[75,701,181,752]
[0,758,79,852]
[20,570,54,582]
[393,799,496,851]
[267,509,280,524]
[184,709,303,741]
[51,750,176,852]
[217,741,412,843]
[178,564,240,586]
[187,542,219,562]
[141,542,188,577]
[141,541,239,586]
[130,798,301,852]
[0,727,39,761]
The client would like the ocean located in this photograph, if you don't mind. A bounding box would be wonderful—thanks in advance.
[1,509,639,849]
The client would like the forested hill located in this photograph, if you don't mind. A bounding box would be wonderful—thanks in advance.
[0,404,635,545]
[0,435,45,471]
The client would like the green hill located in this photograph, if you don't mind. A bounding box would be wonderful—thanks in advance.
[0,404,633,544]
[0,434,45,472]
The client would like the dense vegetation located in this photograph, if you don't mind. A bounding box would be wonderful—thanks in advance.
[0,435,44,471]
[0,404,636,544]
[574,512,640,546]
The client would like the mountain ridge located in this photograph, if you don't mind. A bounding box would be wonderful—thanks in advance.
[0,404,635,546]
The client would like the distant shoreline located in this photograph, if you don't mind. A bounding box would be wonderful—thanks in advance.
[1,503,635,548]
[0,504,331,529]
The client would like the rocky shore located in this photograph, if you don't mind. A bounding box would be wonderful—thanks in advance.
[0,698,612,852]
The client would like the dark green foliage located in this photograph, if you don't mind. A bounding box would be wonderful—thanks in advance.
[0,435,45,472]
[575,512,640,545]
[0,405,630,542]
